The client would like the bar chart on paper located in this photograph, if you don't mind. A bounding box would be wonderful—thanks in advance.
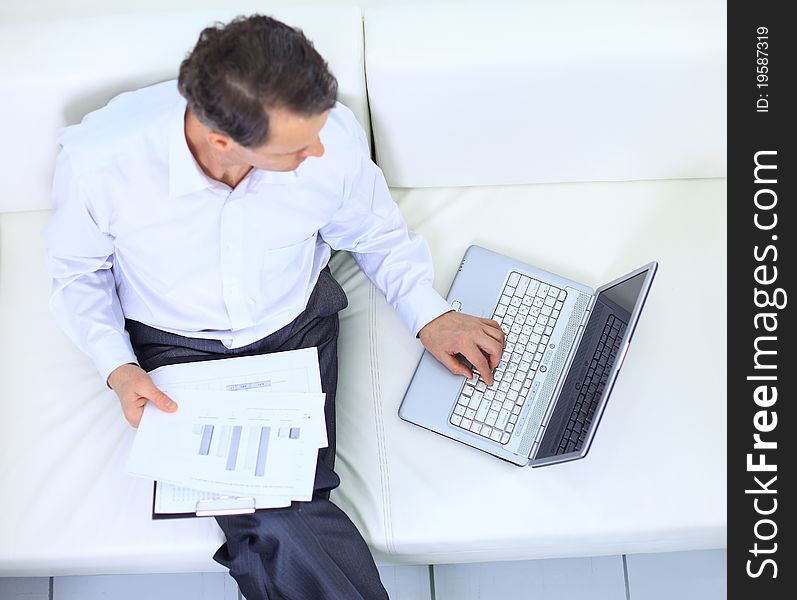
[193,423,302,477]
[126,350,328,512]
[127,390,324,497]
[154,422,308,515]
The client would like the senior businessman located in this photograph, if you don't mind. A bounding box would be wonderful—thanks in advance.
[44,14,504,600]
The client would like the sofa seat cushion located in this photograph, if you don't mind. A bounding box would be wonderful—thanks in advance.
[0,210,230,575]
[331,177,726,564]
[0,177,725,574]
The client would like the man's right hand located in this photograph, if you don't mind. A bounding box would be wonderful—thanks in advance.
[107,363,178,428]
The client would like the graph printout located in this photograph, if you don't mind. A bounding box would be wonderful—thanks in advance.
[127,389,325,498]
[128,349,326,509]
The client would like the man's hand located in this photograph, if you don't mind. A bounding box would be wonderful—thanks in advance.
[418,311,505,386]
[107,363,178,428]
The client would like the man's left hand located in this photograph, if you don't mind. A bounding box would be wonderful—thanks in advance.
[418,311,505,386]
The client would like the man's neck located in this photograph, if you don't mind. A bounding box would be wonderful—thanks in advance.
[184,108,252,189]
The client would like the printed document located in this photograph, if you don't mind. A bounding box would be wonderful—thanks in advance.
[124,349,326,513]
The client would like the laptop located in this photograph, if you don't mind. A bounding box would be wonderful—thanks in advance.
[399,245,657,467]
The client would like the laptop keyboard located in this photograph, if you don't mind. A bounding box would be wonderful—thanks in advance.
[449,271,566,445]
[556,314,627,455]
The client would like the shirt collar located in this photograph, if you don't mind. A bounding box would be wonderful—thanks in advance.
[169,99,299,198]
[168,98,215,198]
[249,166,300,188]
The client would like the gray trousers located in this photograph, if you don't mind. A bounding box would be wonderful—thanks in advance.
[126,268,389,600]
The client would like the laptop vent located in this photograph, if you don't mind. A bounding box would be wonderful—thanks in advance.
[517,292,591,456]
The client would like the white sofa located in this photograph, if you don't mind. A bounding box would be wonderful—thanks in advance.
[0,1,726,576]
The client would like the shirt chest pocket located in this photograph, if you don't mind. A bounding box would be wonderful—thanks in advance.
[248,232,319,301]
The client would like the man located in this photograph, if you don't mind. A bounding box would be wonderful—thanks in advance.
[45,14,504,600]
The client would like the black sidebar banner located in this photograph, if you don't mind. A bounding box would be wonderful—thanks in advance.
[728,1,793,598]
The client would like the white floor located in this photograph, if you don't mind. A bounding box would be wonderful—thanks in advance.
[0,549,726,600]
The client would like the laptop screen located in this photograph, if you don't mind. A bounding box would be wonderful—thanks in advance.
[599,271,648,315]
[533,265,654,462]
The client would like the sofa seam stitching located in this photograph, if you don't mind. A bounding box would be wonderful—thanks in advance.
[369,282,395,554]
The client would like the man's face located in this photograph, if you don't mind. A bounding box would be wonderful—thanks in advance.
[235,108,329,172]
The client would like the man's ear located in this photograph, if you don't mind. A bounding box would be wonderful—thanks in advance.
[208,131,233,152]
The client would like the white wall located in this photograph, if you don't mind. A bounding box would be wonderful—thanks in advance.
[1,0,476,25]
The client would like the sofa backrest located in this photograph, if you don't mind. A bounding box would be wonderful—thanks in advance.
[0,6,368,214]
[364,0,726,187]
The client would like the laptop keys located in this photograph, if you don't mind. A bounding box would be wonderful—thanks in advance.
[552,315,627,455]
[449,270,567,445]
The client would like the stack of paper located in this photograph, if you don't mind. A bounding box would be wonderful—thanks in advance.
[125,348,327,517]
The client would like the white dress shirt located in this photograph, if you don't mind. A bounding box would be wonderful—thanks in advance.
[44,81,451,382]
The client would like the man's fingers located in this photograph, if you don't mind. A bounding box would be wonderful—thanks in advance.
[481,323,505,345]
[461,346,493,386]
[418,311,510,386]
[126,410,143,428]
[145,386,178,413]
[437,352,473,379]
[479,335,504,370]
[110,366,177,427]
[480,320,506,349]
[480,317,504,331]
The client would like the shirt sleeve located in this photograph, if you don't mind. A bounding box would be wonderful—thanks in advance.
[319,119,452,337]
[43,149,139,384]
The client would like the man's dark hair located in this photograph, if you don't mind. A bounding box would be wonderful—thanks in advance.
[178,15,338,148]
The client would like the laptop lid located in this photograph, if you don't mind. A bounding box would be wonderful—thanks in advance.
[529,262,658,467]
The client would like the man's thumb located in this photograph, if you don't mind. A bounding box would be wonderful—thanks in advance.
[149,388,178,412]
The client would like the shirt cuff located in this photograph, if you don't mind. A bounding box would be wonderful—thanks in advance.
[394,285,455,338]
[92,336,140,388]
